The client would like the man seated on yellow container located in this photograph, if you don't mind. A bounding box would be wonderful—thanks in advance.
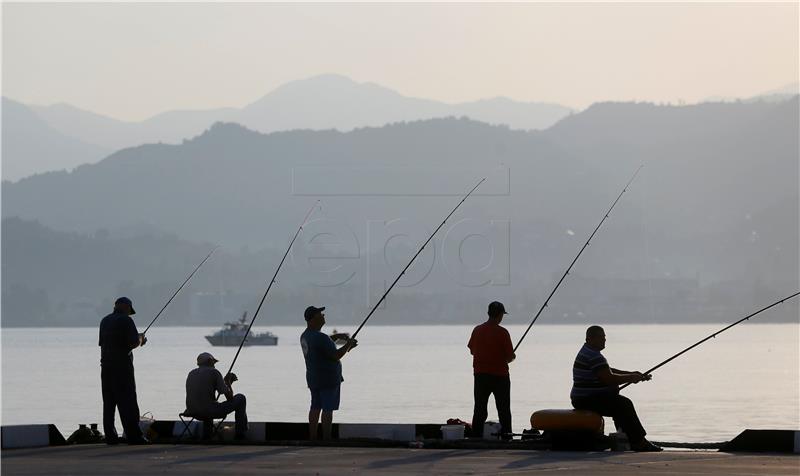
[570,326,661,452]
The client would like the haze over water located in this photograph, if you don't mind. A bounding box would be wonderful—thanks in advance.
[3,323,797,443]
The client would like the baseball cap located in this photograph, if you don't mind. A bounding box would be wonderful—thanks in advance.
[304,305,325,321]
[488,301,508,315]
[115,296,136,315]
[197,352,218,365]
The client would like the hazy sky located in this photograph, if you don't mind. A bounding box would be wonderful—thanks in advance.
[3,2,798,121]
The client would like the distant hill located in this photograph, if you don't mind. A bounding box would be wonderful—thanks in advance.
[2,97,800,323]
[235,74,571,134]
[4,74,571,180]
[703,82,800,104]
[4,98,796,252]
[2,98,796,326]
[1,98,110,181]
[1,217,210,326]
[1,217,324,327]
[4,211,796,327]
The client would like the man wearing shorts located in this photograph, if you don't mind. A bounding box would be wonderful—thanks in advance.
[300,306,357,440]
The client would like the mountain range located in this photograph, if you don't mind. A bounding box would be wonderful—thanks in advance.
[1,98,111,181]
[2,96,797,326]
[2,74,572,181]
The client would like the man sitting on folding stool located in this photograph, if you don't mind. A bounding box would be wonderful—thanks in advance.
[185,352,248,440]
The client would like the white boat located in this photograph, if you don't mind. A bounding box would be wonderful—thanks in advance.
[205,312,278,346]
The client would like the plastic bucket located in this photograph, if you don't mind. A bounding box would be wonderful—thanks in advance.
[440,425,465,440]
[484,422,502,440]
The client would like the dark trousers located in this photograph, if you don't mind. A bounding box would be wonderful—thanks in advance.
[203,394,248,438]
[572,394,646,443]
[101,365,142,442]
[471,373,511,438]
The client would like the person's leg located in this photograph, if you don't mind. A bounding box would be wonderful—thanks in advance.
[101,368,119,443]
[231,394,248,438]
[308,408,321,440]
[208,393,247,440]
[572,396,604,414]
[116,369,143,442]
[308,388,322,440]
[493,375,512,440]
[471,374,492,438]
[608,395,646,444]
[573,395,648,445]
[321,411,334,440]
[320,385,340,440]
[201,418,214,439]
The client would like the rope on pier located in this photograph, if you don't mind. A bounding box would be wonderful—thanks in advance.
[651,441,726,449]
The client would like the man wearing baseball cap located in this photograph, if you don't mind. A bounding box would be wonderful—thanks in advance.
[468,301,515,439]
[300,306,357,440]
[98,296,148,444]
[184,352,248,440]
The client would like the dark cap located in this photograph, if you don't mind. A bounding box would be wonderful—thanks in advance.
[196,352,218,366]
[488,301,507,316]
[115,296,136,315]
[304,305,325,321]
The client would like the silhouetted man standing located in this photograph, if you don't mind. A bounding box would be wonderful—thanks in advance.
[571,325,662,452]
[301,306,357,440]
[468,301,515,439]
[98,297,148,444]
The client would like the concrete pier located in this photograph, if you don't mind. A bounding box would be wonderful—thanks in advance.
[2,444,799,475]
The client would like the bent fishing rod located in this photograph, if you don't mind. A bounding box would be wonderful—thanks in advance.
[224,201,320,376]
[619,291,799,391]
[350,178,485,341]
[142,246,219,335]
[513,165,643,353]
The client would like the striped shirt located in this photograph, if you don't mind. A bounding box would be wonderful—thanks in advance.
[570,343,617,399]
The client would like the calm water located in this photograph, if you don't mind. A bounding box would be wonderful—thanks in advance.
[2,324,798,442]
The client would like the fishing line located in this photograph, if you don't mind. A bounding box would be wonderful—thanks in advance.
[225,201,320,376]
[513,165,644,353]
[619,291,800,391]
[349,178,485,341]
[142,246,219,335]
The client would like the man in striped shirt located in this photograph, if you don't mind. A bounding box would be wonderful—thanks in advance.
[571,325,662,452]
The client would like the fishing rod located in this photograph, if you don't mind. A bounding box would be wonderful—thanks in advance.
[142,246,219,335]
[350,178,485,341]
[224,201,320,376]
[620,291,800,391]
[513,165,643,353]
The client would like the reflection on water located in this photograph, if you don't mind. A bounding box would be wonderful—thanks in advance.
[3,324,798,442]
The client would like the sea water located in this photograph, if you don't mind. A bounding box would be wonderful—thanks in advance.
[2,324,798,442]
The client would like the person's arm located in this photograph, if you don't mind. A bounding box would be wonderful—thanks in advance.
[468,330,475,355]
[610,368,652,381]
[315,333,357,362]
[333,338,357,360]
[503,329,516,363]
[596,366,649,385]
[216,371,233,401]
[126,317,144,350]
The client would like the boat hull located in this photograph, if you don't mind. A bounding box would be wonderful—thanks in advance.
[204,335,278,346]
